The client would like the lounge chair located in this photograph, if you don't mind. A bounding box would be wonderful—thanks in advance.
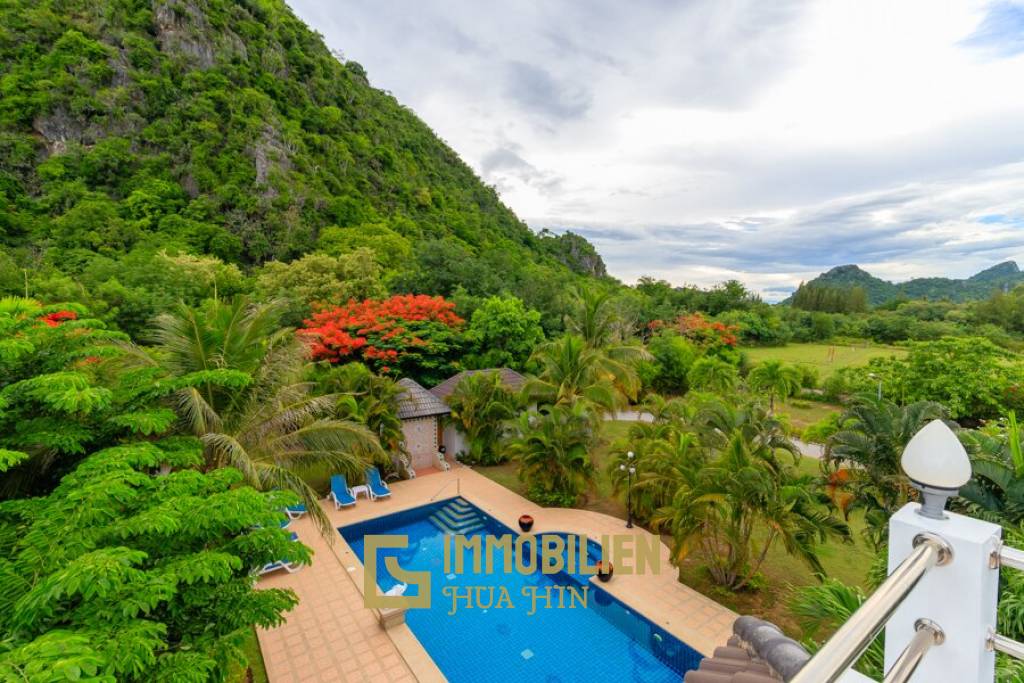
[258,532,302,575]
[365,467,392,500]
[285,504,307,520]
[329,474,357,509]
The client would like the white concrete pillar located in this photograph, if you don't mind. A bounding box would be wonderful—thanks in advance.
[884,502,1002,682]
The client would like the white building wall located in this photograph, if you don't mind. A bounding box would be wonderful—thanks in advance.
[442,423,468,460]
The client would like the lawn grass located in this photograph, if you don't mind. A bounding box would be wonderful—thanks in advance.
[476,420,876,641]
[775,399,842,434]
[744,341,906,380]
[228,627,269,683]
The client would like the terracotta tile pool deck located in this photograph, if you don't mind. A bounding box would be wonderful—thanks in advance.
[256,466,736,682]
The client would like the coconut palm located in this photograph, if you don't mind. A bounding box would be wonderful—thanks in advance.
[747,360,801,412]
[506,402,595,506]
[825,397,948,548]
[523,334,640,414]
[318,361,408,470]
[687,356,739,394]
[652,428,850,590]
[445,371,517,465]
[134,297,383,534]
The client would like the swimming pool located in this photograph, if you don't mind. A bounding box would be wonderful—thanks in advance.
[340,497,703,682]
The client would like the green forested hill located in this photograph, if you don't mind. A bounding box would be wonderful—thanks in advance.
[0,0,604,332]
[795,261,1023,306]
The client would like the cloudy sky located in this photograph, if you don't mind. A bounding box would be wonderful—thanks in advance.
[291,0,1024,299]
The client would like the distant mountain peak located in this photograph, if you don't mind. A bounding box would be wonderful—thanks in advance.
[824,264,875,277]
[796,261,1024,305]
[969,261,1020,281]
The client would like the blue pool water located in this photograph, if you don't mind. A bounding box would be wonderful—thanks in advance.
[340,498,702,682]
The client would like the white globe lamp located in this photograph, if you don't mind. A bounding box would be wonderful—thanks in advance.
[900,419,972,520]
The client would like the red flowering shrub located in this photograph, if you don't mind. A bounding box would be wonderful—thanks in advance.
[39,310,78,327]
[299,295,464,384]
[674,313,739,349]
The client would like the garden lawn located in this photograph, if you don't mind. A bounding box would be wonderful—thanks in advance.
[776,399,843,434]
[744,342,906,380]
[477,420,876,641]
[228,628,269,683]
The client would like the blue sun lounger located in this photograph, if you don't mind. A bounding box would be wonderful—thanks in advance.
[329,474,357,509]
[365,467,391,500]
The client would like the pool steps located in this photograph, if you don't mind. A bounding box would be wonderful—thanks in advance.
[428,499,485,535]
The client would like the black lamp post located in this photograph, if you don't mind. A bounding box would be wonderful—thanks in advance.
[620,451,635,529]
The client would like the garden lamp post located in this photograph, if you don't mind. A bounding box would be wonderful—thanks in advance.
[620,451,635,529]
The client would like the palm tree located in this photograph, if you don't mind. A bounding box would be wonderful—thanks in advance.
[687,356,739,394]
[747,360,801,412]
[318,361,409,471]
[523,335,640,414]
[693,398,799,461]
[652,428,850,590]
[790,578,884,679]
[825,397,947,548]
[135,297,383,534]
[445,371,517,465]
[566,287,620,349]
[608,422,704,524]
[506,402,595,506]
[960,412,1024,523]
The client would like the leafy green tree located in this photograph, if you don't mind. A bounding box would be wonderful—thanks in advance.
[444,371,517,465]
[0,439,306,681]
[507,403,596,507]
[645,332,698,394]
[463,296,544,371]
[687,356,739,394]
[136,297,383,534]
[317,223,412,269]
[255,250,385,326]
[854,337,1018,421]
[747,360,801,412]
[0,297,177,498]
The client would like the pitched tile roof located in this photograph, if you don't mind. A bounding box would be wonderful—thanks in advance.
[429,368,527,401]
[684,616,811,682]
[395,378,451,420]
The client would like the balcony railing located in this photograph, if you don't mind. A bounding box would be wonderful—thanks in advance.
[790,534,952,683]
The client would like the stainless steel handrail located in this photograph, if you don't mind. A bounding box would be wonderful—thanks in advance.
[429,477,461,501]
[989,631,1024,659]
[790,533,953,683]
[988,545,1024,661]
[882,619,945,683]
[998,544,1024,572]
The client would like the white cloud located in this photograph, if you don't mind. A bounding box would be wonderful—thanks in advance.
[289,0,1024,299]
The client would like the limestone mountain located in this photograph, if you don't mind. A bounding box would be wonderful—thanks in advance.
[0,0,604,327]
[797,261,1022,305]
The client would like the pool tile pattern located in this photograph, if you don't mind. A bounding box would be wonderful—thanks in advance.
[257,467,736,681]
